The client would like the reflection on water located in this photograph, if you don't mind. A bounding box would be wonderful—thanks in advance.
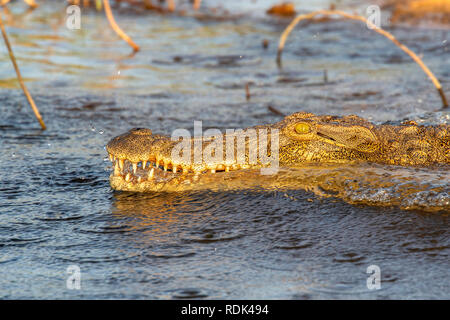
[0,0,449,299]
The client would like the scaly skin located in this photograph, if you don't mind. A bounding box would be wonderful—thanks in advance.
[106,112,450,192]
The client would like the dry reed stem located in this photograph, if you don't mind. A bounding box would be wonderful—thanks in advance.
[103,0,140,52]
[268,105,285,116]
[277,9,448,108]
[245,82,250,101]
[167,0,175,12]
[193,0,201,10]
[96,0,102,11]
[0,10,46,129]
[23,0,38,8]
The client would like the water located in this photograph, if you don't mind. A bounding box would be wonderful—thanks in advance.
[0,0,449,299]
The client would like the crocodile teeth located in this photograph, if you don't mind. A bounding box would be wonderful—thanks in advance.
[109,154,113,162]
[211,169,216,173]
[142,160,147,169]
[173,166,177,173]
[132,163,138,174]
[118,159,124,170]
[137,176,142,183]
[114,162,120,176]
[125,173,131,182]
[225,166,230,172]
[148,168,154,178]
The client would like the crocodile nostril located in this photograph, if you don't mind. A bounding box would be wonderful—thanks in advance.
[130,128,152,135]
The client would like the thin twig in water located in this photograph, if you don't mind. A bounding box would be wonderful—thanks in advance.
[103,0,140,52]
[277,9,448,108]
[0,10,46,129]
[193,0,201,10]
[245,82,250,101]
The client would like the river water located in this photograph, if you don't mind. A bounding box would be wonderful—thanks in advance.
[0,0,449,299]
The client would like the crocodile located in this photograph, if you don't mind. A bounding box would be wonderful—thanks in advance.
[106,112,450,193]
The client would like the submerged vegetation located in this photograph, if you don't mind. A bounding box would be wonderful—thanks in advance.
[276,9,448,108]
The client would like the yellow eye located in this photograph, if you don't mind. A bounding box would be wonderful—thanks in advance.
[295,123,310,134]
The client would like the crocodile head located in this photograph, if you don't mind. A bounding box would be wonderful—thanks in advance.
[106,112,388,192]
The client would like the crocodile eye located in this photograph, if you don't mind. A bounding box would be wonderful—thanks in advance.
[294,123,310,134]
